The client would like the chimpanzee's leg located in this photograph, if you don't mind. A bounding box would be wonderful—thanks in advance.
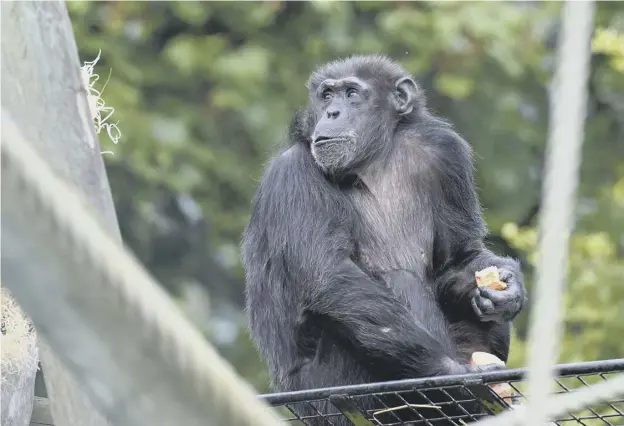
[380,270,501,425]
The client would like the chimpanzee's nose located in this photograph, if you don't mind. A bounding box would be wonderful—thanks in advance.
[326,109,340,119]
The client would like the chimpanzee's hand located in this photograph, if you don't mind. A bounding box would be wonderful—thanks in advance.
[444,359,506,376]
[469,363,507,374]
[471,267,525,323]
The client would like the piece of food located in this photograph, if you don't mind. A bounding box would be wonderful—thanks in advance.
[470,352,514,404]
[470,351,505,367]
[475,266,507,291]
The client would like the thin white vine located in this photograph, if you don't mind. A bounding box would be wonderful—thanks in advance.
[80,49,122,155]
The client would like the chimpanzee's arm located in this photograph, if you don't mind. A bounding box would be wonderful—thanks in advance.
[243,145,476,380]
[429,130,527,324]
[305,259,470,377]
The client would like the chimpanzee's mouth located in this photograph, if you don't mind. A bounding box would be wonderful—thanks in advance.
[313,136,350,146]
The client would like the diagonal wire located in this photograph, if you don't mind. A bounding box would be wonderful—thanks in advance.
[475,373,624,426]
[477,0,598,424]
[2,109,282,426]
[523,1,596,424]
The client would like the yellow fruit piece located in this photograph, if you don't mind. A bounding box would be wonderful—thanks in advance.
[475,266,507,291]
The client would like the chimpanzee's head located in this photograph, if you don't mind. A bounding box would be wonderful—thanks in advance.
[303,55,423,175]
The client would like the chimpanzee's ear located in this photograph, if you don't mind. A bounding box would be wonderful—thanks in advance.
[289,107,316,145]
[289,108,308,142]
[392,77,420,115]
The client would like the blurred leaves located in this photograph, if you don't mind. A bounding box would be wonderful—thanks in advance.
[68,1,624,391]
[435,73,475,99]
[593,27,624,72]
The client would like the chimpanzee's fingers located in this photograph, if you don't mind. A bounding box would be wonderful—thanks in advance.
[471,298,484,318]
[498,268,513,282]
[475,363,506,374]
[479,286,515,304]
[476,296,495,314]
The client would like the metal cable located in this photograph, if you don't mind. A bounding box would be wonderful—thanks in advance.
[1,110,280,426]
[477,1,613,425]
[523,1,596,424]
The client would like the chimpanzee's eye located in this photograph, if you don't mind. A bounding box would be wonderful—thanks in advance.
[346,88,358,98]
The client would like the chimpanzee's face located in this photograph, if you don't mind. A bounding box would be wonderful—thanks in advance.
[307,69,417,177]
[309,76,381,175]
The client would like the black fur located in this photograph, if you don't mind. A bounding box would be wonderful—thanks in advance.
[242,55,526,425]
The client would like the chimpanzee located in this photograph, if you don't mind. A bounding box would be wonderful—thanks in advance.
[242,55,526,425]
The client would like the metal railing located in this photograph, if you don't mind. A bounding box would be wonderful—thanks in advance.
[260,359,624,426]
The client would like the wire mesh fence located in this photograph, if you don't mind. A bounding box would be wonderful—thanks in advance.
[259,359,624,426]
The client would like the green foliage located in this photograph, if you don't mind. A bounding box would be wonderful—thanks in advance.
[68,1,624,393]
